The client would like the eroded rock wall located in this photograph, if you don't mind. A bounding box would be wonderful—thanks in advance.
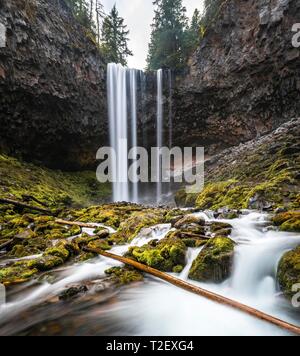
[172,0,300,152]
[0,0,107,170]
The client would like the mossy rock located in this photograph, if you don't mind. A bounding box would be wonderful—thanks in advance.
[277,246,300,299]
[0,264,39,285]
[69,203,141,229]
[44,243,70,261]
[105,266,144,286]
[174,215,205,229]
[165,230,207,248]
[272,211,300,232]
[87,239,112,251]
[126,235,187,272]
[210,222,233,236]
[28,255,65,271]
[112,210,164,243]
[76,252,97,262]
[9,244,41,258]
[188,237,235,283]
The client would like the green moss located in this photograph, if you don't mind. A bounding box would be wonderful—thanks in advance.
[175,189,197,207]
[105,266,144,285]
[87,239,112,251]
[76,252,97,262]
[0,154,111,209]
[210,222,232,236]
[189,131,300,211]
[173,265,184,273]
[126,235,187,272]
[112,209,165,243]
[277,246,300,299]
[44,243,70,261]
[188,237,235,283]
[28,255,65,271]
[272,211,300,232]
[0,265,39,285]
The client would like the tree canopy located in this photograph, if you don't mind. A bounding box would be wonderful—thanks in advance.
[146,0,206,71]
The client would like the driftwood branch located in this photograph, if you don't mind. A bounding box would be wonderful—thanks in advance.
[0,198,55,216]
[85,247,300,336]
[55,219,101,230]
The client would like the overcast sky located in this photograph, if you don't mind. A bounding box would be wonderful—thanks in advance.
[101,0,204,69]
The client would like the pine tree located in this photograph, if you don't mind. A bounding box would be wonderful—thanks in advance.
[65,0,95,30]
[147,0,189,71]
[101,5,133,65]
[186,8,202,53]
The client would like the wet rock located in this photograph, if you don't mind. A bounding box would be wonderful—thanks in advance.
[188,237,235,283]
[277,246,300,299]
[105,266,144,286]
[210,222,233,235]
[174,215,205,229]
[126,235,187,273]
[58,285,88,301]
[272,211,300,233]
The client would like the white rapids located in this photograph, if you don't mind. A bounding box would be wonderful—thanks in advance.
[0,212,300,336]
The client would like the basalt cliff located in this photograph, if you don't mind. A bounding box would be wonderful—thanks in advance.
[0,0,107,170]
[172,0,300,153]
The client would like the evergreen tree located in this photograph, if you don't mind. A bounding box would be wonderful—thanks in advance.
[186,8,202,53]
[101,5,133,65]
[65,0,94,30]
[147,0,189,71]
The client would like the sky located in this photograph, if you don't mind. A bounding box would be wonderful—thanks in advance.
[101,0,204,69]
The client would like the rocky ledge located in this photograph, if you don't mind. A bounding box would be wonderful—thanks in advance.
[176,117,300,211]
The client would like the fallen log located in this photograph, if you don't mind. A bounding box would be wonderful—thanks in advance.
[85,247,300,336]
[55,219,102,230]
[0,197,55,216]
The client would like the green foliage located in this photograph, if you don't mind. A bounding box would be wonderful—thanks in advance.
[65,0,95,30]
[147,0,190,70]
[101,5,133,65]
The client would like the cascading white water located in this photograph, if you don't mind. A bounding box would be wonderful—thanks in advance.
[156,69,163,204]
[129,69,138,203]
[0,212,300,336]
[108,64,165,204]
[108,63,129,202]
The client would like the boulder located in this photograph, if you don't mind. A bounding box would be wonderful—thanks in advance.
[188,237,235,283]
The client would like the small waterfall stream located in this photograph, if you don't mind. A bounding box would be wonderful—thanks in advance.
[0,212,299,336]
[156,69,163,204]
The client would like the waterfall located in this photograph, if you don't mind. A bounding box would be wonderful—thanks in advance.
[156,69,163,204]
[107,63,129,202]
[107,63,165,204]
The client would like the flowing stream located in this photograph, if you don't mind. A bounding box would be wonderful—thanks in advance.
[0,212,299,336]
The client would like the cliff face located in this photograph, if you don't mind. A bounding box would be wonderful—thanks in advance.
[0,0,107,170]
[173,0,300,152]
